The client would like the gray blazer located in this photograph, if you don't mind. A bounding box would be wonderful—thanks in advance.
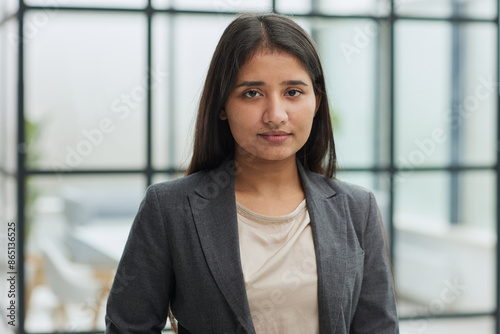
[105,159,399,333]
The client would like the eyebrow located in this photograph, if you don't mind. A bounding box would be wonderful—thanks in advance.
[235,80,309,88]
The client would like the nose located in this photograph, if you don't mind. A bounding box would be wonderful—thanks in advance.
[262,94,288,125]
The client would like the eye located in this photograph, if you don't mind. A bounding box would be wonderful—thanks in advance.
[243,90,262,98]
[286,89,303,97]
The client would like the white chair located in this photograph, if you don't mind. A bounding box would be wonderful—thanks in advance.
[39,239,105,330]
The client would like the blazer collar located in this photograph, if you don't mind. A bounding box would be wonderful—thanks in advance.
[189,159,346,334]
[189,158,255,333]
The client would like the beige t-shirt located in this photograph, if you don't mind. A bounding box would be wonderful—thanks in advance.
[236,199,319,334]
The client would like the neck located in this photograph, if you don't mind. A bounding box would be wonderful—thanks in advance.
[234,153,302,197]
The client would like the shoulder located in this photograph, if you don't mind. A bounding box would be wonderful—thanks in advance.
[302,170,379,224]
[305,169,374,203]
[150,159,237,197]
[332,178,377,218]
[332,177,372,199]
[148,170,210,200]
[138,171,213,222]
[332,178,375,208]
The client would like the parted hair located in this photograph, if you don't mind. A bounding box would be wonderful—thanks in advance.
[186,13,336,177]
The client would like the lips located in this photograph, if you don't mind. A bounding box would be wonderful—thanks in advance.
[258,130,292,143]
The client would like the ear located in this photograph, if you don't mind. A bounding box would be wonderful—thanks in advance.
[314,93,322,116]
[219,108,228,120]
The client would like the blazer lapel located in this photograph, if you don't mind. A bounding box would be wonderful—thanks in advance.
[188,160,255,334]
[298,163,347,334]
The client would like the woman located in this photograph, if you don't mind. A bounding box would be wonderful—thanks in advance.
[105,13,399,334]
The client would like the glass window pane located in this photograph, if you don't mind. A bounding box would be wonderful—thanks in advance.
[1,0,18,19]
[460,23,496,166]
[399,316,494,334]
[25,0,147,9]
[25,11,147,170]
[396,227,495,316]
[396,0,497,19]
[462,0,498,19]
[395,21,451,167]
[395,172,450,230]
[0,22,6,168]
[0,18,18,173]
[0,176,17,224]
[170,15,233,169]
[395,171,495,316]
[24,175,146,332]
[318,0,389,15]
[316,19,378,167]
[172,0,272,12]
[460,171,495,230]
[152,0,170,9]
[396,0,454,17]
[6,176,16,222]
[335,171,375,191]
[276,0,312,14]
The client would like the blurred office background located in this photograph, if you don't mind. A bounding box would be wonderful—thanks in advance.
[0,0,498,333]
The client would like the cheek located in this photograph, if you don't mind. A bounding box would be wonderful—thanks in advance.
[226,107,261,132]
[293,107,316,140]
[227,116,250,134]
[226,117,255,147]
[290,102,316,124]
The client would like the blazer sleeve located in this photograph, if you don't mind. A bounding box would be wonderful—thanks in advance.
[105,185,173,333]
[350,192,399,334]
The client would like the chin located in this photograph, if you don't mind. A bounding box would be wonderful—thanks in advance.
[236,146,299,163]
[256,152,297,162]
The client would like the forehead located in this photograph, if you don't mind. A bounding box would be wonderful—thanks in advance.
[237,49,310,79]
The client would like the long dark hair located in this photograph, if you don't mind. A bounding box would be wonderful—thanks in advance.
[186,13,336,178]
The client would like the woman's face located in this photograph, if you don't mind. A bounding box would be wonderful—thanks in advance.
[221,50,320,165]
